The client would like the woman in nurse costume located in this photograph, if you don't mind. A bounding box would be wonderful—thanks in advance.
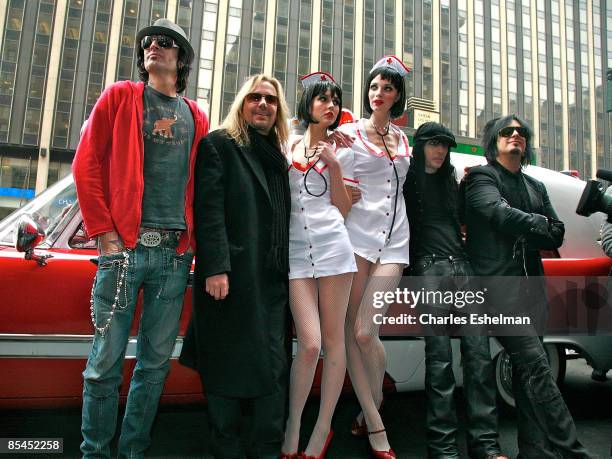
[281,72,356,459]
[340,56,411,459]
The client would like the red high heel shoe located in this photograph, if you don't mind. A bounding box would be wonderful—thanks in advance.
[351,399,385,437]
[367,428,396,459]
[300,429,333,459]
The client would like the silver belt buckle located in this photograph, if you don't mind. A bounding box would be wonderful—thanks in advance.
[140,231,162,247]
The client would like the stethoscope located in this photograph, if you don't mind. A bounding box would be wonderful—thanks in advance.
[371,119,400,243]
[301,137,328,198]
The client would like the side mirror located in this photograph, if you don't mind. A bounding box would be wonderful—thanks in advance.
[15,215,52,266]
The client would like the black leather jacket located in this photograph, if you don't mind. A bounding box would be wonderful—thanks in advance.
[465,162,564,277]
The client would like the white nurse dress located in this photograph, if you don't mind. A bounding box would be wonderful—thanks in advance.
[287,138,358,279]
[338,119,411,265]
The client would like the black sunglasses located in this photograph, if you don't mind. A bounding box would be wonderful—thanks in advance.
[245,92,279,106]
[141,35,179,50]
[498,126,529,138]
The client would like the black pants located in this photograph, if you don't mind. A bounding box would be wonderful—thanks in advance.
[412,256,502,459]
[204,386,285,459]
[497,336,592,459]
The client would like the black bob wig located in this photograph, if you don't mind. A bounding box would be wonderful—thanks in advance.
[362,67,406,119]
[296,80,343,130]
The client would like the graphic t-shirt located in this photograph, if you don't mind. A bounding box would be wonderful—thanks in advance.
[141,85,194,229]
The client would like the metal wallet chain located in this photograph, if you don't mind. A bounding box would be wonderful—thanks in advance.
[89,250,130,337]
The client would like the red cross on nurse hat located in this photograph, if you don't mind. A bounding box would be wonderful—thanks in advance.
[300,71,337,88]
[370,55,411,77]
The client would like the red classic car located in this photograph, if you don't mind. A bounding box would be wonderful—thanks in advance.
[0,153,610,409]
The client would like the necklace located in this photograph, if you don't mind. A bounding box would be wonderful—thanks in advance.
[302,137,319,162]
[370,118,390,137]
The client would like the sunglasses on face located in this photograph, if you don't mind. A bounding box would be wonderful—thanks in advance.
[498,126,529,138]
[245,92,279,106]
[141,35,179,50]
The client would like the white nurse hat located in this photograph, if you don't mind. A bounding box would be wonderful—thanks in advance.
[370,55,411,77]
[300,71,337,88]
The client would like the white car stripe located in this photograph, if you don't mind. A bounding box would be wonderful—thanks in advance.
[0,334,184,359]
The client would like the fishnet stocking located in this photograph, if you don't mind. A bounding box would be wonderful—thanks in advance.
[282,273,353,455]
[345,256,403,450]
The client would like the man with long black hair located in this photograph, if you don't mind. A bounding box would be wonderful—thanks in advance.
[404,122,506,459]
[465,115,592,458]
[74,18,208,458]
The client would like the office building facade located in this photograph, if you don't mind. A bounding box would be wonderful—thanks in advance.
[0,0,610,217]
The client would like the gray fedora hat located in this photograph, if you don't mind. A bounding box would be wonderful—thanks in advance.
[136,18,194,64]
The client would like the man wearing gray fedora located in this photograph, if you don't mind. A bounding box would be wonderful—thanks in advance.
[73,18,208,458]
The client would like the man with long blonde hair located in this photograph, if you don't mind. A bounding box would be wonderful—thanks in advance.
[180,74,292,458]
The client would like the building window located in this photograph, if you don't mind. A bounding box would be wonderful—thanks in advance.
[578,0,590,176]
[403,0,414,98]
[273,0,289,90]
[52,0,84,149]
[383,0,394,56]
[196,1,218,117]
[341,0,354,111]
[422,0,433,101]
[249,0,266,75]
[221,0,243,120]
[0,156,37,190]
[176,0,193,38]
[474,0,486,134]
[85,0,113,119]
[116,1,139,82]
[320,0,334,74]
[591,0,605,172]
[0,15,21,137]
[362,0,375,87]
[491,0,502,119]
[457,0,468,136]
[440,0,451,127]
[150,0,167,21]
[22,0,55,145]
[507,1,518,114]
[295,0,313,100]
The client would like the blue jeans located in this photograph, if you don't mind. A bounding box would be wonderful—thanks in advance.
[81,243,193,459]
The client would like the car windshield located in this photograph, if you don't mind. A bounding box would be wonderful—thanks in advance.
[0,174,77,246]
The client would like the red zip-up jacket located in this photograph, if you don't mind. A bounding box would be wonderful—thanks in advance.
[72,80,209,253]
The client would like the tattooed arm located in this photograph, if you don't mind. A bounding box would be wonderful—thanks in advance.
[98,230,125,255]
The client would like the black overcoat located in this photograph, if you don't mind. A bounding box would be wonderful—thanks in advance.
[179,129,289,398]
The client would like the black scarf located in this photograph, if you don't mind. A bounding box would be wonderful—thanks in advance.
[249,127,290,273]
